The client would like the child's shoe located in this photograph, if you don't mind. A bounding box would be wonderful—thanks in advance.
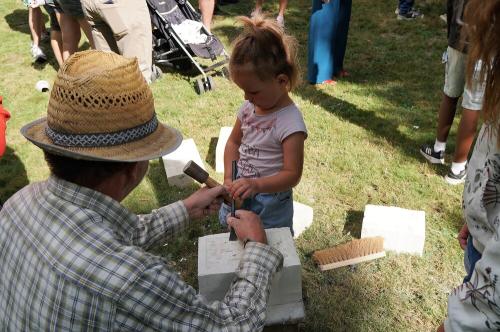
[444,168,466,185]
[420,144,444,164]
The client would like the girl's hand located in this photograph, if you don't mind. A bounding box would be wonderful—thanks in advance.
[229,178,259,200]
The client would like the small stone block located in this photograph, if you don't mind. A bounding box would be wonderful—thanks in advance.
[292,201,313,238]
[361,204,426,256]
[162,139,205,188]
[215,127,233,173]
[198,228,304,325]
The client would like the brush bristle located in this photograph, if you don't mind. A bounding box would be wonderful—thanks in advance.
[313,237,384,265]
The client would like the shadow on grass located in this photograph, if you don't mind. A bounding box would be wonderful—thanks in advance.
[343,209,363,238]
[4,8,50,35]
[205,136,218,169]
[0,146,28,205]
[296,84,426,161]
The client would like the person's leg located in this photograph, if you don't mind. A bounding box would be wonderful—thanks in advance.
[276,0,287,26]
[451,108,479,164]
[307,0,336,84]
[50,30,64,66]
[333,0,351,77]
[254,0,263,14]
[78,18,95,49]
[199,0,214,33]
[436,94,460,142]
[57,12,81,60]
[29,7,43,47]
[44,5,64,66]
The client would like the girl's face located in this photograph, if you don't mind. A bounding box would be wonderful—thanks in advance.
[231,65,290,113]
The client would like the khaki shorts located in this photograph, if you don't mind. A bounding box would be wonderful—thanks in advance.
[443,46,484,111]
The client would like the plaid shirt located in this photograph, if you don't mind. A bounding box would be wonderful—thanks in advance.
[0,176,283,331]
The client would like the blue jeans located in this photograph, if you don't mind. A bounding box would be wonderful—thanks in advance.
[219,190,294,235]
[463,235,482,283]
[398,0,414,15]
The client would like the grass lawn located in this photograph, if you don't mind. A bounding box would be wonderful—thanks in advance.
[0,0,467,330]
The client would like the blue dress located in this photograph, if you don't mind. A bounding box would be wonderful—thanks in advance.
[307,0,352,84]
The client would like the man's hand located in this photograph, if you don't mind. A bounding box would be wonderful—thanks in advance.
[437,323,444,332]
[183,186,225,220]
[228,178,259,200]
[227,210,267,245]
[458,223,469,250]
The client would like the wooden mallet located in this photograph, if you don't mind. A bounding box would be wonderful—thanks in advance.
[182,160,240,241]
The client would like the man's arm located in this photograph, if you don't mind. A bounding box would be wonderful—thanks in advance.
[116,212,283,331]
[132,186,224,249]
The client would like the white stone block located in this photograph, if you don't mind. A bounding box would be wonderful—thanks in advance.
[198,228,305,325]
[361,204,425,256]
[162,139,205,188]
[215,127,233,173]
[293,201,313,238]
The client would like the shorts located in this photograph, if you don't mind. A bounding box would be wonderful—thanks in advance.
[53,0,85,19]
[443,46,484,111]
[219,189,294,234]
[44,5,61,31]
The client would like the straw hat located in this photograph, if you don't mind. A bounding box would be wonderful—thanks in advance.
[21,50,182,162]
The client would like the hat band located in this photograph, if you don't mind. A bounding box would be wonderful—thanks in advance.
[45,114,159,148]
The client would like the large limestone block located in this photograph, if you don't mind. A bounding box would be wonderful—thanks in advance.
[361,204,426,256]
[293,201,313,238]
[198,228,305,325]
[215,127,233,173]
[162,139,205,188]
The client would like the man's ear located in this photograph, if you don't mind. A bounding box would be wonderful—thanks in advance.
[276,73,289,86]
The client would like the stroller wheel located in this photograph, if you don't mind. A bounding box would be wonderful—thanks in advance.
[221,67,230,80]
[207,76,215,91]
[195,78,205,95]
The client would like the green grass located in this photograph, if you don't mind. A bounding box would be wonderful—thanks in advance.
[0,0,467,330]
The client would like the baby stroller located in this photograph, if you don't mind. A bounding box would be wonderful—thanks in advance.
[147,0,229,94]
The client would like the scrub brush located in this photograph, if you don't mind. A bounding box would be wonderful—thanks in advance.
[313,237,386,271]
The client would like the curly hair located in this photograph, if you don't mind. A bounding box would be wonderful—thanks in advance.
[464,0,500,143]
[229,15,300,90]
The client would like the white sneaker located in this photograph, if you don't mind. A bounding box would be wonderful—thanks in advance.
[276,15,285,28]
[31,44,47,62]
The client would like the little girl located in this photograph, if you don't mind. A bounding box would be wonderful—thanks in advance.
[219,15,307,233]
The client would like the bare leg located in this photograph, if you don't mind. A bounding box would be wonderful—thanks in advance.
[436,94,460,142]
[78,18,94,49]
[29,7,43,46]
[57,12,81,60]
[255,0,263,12]
[452,108,480,163]
[199,0,214,33]
[50,30,64,67]
[278,0,287,17]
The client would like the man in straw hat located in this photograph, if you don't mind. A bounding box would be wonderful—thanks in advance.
[0,50,283,331]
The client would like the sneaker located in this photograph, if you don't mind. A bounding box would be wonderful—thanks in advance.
[397,9,424,20]
[276,15,285,28]
[444,169,466,185]
[31,44,47,63]
[420,144,445,164]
